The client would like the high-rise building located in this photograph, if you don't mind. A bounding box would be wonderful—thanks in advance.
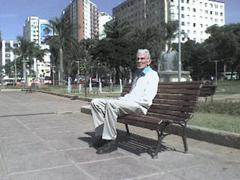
[0,40,17,67]
[62,0,99,41]
[169,0,225,43]
[113,0,165,30]
[23,16,52,79]
[113,0,225,43]
[98,12,112,39]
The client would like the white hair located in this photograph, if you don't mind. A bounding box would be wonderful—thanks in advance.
[137,49,151,59]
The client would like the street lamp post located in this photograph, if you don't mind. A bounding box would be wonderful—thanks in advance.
[14,59,17,85]
[214,60,218,85]
[76,61,81,93]
[22,59,27,88]
[178,0,182,82]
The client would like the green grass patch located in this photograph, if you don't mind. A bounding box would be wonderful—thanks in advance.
[190,112,240,134]
[216,80,240,95]
[197,101,240,115]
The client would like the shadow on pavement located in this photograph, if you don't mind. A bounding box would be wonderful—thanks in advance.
[78,130,177,157]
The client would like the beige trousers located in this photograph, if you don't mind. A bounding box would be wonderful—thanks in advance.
[90,98,146,140]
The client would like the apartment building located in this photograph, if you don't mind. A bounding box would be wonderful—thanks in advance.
[63,0,99,41]
[113,0,165,30]
[23,16,52,79]
[0,40,17,67]
[113,0,225,43]
[99,12,112,39]
[169,0,225,43]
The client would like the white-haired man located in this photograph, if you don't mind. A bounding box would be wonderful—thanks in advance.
[90,49,159,154]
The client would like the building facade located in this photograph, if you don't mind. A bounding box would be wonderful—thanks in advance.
[169,0,225,43]
[23,16,52,79]
[113,0,225,43]
[113,0,165,30]
[98,12,112,39]
[63,0,99,42]
[0,40,17,67]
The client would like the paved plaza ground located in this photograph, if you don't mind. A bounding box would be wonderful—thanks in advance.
[0,91,240,180]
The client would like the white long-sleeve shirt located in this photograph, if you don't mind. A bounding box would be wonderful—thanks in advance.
[120,66,159,109]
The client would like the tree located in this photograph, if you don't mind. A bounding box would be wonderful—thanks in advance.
[205,24,240,79]
[48,17,70,85]
[13,36,45,79]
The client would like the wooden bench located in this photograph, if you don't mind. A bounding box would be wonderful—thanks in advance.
[199,81,217,102]
[118,81,202,158]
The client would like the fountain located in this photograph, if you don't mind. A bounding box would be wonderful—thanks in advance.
[158,48,191,82]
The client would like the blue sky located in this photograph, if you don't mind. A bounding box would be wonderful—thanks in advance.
[0,0,239,40]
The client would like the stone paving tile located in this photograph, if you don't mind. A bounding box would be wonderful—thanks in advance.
[0,157,7,177]
[170,160,240,180]
[77,156,160,180]
[132,173,185,180]
[0,142,52,159]
[132,151,208,171]
[43,135,90,150]
[65,147,126,163]
[0,134,42,146]
[3,151,72,174]
[7,165,92,180]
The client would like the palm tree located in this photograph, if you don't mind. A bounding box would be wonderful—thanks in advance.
[13,36,45,83]
[48,17,69,85]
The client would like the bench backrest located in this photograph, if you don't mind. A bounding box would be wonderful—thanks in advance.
[199,84,217,97]
[121,81,202,123]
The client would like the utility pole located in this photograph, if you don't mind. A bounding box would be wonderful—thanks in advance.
[76,61,80,93]
[22,59,27,88]
[14,59,17,85]
[178,0,182,82]
[214,60,218,85]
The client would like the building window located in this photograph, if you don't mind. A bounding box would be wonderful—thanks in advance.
[193,8,196,12]
[193,23,196,27]
[181,21,185,26]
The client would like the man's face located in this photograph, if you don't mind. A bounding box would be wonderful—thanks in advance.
[136,52,151,69]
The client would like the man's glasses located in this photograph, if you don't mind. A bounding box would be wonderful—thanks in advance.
[137,57,146,60]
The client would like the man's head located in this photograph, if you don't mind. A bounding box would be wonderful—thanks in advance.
[136,49,151,69]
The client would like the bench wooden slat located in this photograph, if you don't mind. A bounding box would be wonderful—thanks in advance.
[149,104,195,113]
[153,99,196,106]
[158,88,200,95]
[146,112,187,122]
[147,108,189,118]
[156,94,198,101]
[158,83,202,90]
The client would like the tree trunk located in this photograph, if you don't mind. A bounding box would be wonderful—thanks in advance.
[59,48,64,85]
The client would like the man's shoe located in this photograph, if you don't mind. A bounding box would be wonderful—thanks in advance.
[91,138,108,148]
[96,140,118,154]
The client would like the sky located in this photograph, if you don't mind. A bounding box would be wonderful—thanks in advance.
[0,0,239,41]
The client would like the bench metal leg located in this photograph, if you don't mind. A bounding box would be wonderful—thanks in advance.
[181,124,188,153]
[152,130,164,159]
[152,122,169,159]
[125,124,130,135]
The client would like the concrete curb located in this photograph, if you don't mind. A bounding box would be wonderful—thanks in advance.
[81,105,240,149]
[37,90,92,102]
[36,90,240,150]
[0,88,22,92]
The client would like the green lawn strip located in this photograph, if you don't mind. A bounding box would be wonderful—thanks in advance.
[216,80,240,95]
[190,112,240,134]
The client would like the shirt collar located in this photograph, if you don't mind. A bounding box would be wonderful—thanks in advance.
[136,66,152,77]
